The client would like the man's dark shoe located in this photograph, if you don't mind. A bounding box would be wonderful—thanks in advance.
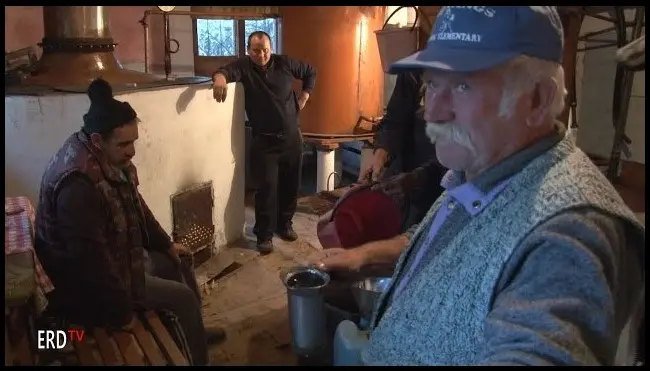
[276,227,298,242]
[206,327,226,345]
[257,239,274,254]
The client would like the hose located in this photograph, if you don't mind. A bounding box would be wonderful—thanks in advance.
[326,171,342,192]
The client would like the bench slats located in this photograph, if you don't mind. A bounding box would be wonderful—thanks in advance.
[132,318,167,365]
[113,331,147,366]
[93,328,124,366]
[73,335,102,366]
[145,311,190,366]
[6,307,190,366]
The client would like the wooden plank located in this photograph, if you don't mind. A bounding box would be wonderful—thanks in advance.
[131,318,167,365]
[93,328,124,366]
[194,252,236,289]
[144,311,189,366]
[112,331,146,366]
[12,340,31,366]
[73,335,102,366]
[5,327,13,366]
[8,308,33,366]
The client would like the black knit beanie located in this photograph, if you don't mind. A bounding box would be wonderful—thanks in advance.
[82,78,138,135]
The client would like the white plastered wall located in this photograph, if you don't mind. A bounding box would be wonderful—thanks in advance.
[5,83,246,249]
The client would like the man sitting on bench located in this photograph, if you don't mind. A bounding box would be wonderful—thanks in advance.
[34,78,225,366]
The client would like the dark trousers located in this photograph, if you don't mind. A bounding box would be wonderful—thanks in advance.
[250,132,303,241]
[143,251,208,365]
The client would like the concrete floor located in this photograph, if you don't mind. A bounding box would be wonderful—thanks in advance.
[199,205,327,366]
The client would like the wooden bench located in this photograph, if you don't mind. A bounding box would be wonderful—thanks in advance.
[5,305,190,366]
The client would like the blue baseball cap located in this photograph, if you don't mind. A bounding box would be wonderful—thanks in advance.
[389,6,564,74]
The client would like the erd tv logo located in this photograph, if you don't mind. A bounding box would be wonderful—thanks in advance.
[37,329,85,350]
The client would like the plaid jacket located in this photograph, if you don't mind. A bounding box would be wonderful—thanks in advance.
[35,131,150,326]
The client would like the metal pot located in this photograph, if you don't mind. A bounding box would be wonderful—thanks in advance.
[283,266,331,356]
[351,277,392,324]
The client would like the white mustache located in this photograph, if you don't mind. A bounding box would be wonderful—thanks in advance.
[425,122,475,152]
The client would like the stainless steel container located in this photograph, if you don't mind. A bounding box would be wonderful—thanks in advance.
[351,277,392,327]
[283,266,331,356]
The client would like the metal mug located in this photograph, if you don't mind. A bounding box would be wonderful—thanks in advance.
[282,266,331,356]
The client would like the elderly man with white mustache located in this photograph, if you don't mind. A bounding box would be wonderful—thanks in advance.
[315,6,645,366]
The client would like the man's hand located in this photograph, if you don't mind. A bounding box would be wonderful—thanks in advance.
[371,168,428,209]
[314,247,367,273]
[297,91,310,111]
[358,148,390,183]
[212,73,228,103]
[168,243,191,264]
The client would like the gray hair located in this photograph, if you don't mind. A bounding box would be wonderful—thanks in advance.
[498,55,567,123]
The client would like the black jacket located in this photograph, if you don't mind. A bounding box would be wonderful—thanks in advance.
[374,69,437,174]
[374,69,446,223]
[216,55,317,136]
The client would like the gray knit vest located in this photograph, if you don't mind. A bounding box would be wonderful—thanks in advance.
[362,137,644,365]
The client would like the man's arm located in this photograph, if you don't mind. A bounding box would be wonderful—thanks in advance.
[139,194,173,253]
[356,224,418,268]
[212,58,246,83]
[356,234,410,267]
[285,56,317,93]
[316,226,415,272]
[478,210,642,366]
[56,174,133,327]
[374,71,423,157]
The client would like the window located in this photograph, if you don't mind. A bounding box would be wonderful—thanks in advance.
[196,19,237,57]
[195,17,280,58]
[244,18,279,54]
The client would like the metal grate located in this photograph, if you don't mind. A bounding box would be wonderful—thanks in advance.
[170,182,215,255]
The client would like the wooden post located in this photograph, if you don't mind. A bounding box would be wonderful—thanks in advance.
[558,7,585,129]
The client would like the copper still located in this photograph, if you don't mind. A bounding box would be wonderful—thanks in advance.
[22,6,160,87]
[281,6,386,136]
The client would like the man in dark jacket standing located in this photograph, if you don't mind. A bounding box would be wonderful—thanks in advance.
[212,31,317,254]
[35,78,223,366]
[360,69,447,229]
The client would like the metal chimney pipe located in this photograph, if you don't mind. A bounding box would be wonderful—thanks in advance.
[23,6,161,88]
[43,6,112,39]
